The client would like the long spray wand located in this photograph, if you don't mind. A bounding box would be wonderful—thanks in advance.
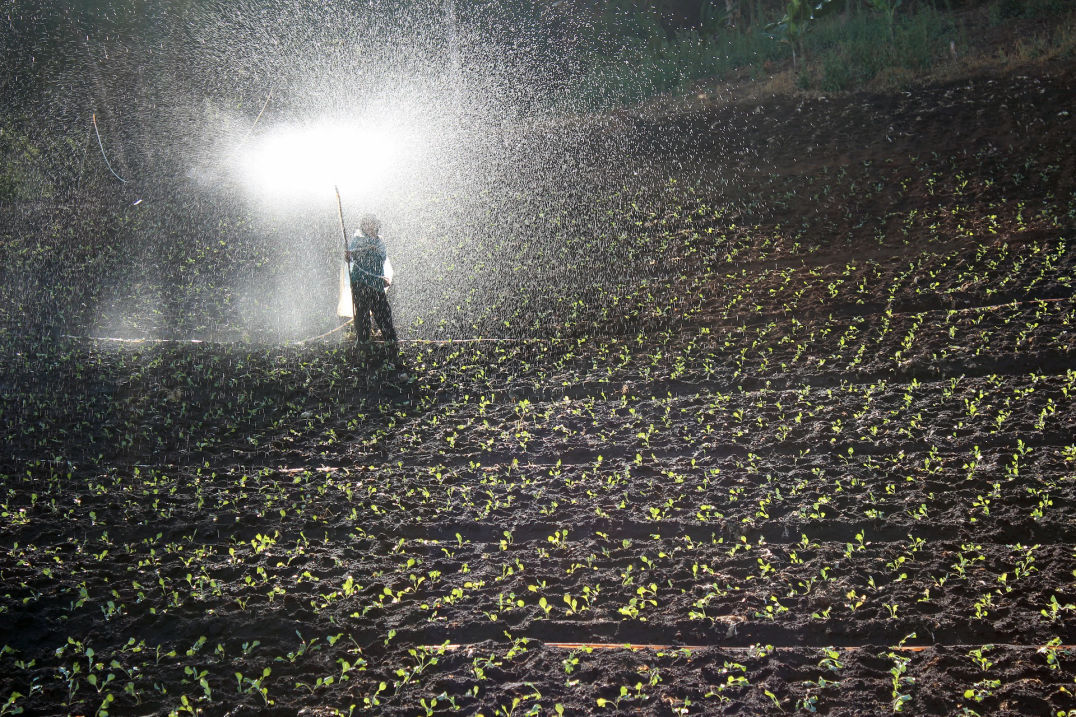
[335,185,357,320]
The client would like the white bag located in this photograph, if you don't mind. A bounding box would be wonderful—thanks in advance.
[336,260,354,317]
[383,257,394,286]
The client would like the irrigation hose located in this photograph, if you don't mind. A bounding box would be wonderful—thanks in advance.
[59,330,567,346]
[54,294,1071,347]
[92,113,127,184]
[290,318,354,344]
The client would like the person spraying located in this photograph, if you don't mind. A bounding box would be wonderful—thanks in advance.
[345,214,397,345]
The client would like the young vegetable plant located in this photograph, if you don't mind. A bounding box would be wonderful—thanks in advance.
[885,634,918,713]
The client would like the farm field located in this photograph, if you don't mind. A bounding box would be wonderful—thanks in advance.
[2,65,1076,715]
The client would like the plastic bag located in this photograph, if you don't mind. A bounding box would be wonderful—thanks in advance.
[336,260,354,317]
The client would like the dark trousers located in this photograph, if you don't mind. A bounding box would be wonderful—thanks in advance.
[353,284,396,343]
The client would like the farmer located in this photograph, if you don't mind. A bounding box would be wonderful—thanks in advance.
[346,214,397,345]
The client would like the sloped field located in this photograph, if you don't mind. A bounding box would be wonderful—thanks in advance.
[2,67,1075,715]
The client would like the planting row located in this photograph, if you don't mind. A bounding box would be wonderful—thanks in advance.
[2,630,1072,716]
[2,288,1074,468]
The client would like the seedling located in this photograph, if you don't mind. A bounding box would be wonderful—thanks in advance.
[1041,595,1076,622]
[967,645,994,672]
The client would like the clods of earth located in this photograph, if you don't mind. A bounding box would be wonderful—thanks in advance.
[2,63,1076,714]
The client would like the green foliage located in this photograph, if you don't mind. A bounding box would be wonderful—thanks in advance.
[989,0,1073,24]
[802,6,954,90]
[575,19,781,107]
[0,123,60,201]
[570,0,970,105]
[866,0,903,38]
[767,0,835,67]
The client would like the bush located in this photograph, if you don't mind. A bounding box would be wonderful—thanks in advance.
[893,7,953,71]
[803,7,953,91]
[576,23,780,108]
[819,50,873,91]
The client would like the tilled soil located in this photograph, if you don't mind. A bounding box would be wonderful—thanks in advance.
[1,63,1075,715]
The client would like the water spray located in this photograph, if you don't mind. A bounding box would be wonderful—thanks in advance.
[232,86,274,157]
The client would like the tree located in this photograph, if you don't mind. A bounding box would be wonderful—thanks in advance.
[767,0,833,68]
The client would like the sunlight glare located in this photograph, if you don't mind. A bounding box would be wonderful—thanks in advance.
[238,120,406,201]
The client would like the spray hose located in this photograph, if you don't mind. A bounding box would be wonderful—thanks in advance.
[60,330,572,346]
[348,266,390,283]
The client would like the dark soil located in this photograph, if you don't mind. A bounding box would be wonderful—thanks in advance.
[1,61,1075,715]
